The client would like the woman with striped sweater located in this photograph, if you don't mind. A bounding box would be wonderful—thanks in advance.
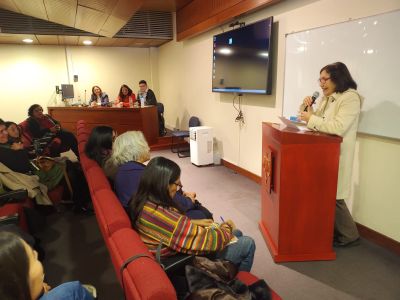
[129,156,255,272]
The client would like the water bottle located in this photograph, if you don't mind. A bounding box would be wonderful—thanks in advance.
[140,96,145,107]
[129,97,133,108]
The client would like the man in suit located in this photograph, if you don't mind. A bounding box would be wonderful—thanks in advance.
[137,80,157,106]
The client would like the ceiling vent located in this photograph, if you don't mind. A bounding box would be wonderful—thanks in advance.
[0,9,99,36]
[115,10,172,39]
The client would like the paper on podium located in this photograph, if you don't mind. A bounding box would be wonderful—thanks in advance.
[278,116,311,131]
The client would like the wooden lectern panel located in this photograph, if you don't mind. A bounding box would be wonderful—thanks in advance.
[259,122,342,262]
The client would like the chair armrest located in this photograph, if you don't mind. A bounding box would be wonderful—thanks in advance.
[0,190,28,207]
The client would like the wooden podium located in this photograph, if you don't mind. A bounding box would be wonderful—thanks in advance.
[259,122,342,262]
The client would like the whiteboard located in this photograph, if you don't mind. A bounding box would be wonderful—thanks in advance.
[282,9,400,139]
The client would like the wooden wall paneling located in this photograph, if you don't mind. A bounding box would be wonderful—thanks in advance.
[98,15,127,37]
[36,35,60,45]
[58,35,79,45]
[13,0,47,20]
[0,33,38,44]
[75,5,108,34]
[44,0,77,28]
[139,0,192,12]
[99,0,143,37]
[78,36,99,46]
[0,0,20,12]
[176,0,280,41]
[109,37,133,47]
[78,0,118,14]
[177,0,241,33]
[95,37,116,46]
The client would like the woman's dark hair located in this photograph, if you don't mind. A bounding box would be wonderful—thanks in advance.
[91,85,102,95]
[84,126,114,165]
[4,121,21,141]
[28,104,42,117]
[90,86,102,102]
[4,121,17,128]
[129,156,181,225]
[0,232,31,300]
[320,62,357,93]
[118,84,133,99]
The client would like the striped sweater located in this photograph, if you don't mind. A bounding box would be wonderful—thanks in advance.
[136,201,233,256]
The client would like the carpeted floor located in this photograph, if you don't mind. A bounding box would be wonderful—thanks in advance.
[38,149,400,300]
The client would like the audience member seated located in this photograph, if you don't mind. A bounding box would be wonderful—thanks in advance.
[0,231,95,300]
[114,84,136,108]
[129,157,255,272]
[0,120,32,174]
[89,85,109,107]
[84,126,115,175]
[1,120,88,210]
[137,80,157,106]
[26,105,79,159]
[5,121,22,144]
[110,131,212,219]
[34,157,91,213]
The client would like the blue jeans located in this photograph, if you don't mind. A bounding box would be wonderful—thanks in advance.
[39,281,93,300]
[216,229,256,272]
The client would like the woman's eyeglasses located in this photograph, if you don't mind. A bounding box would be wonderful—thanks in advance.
[318,77,331,84]
[173,182,183,190]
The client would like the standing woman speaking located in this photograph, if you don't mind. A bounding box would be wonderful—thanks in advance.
[299,62,363,247]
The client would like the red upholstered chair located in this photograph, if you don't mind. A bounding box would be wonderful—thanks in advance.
[109,228,177,300]
[47,184,65,205]
[79,154,98,175]
[0,190,31,232]
[236,272,282,300]
[92,188,131,239]
[0,203,29,232]
[85,168,111,194]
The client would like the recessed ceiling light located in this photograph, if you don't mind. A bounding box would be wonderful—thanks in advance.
[83,40,92,45]
[22,38,33,43]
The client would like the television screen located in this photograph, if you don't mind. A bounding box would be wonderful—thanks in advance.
[212,17,273,94]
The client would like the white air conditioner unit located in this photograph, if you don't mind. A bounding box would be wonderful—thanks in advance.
[189,126,213,166]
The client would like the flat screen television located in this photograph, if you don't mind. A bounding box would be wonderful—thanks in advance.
[212,17,273,95]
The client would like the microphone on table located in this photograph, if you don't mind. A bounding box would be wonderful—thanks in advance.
[303,91,320,112]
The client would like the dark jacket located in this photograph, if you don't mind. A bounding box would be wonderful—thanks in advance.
[115,161,145,207]
[138,88,157,106]
[90,92,109,106]
[27,115,59,138]
[0,145,32,174]
[115,161,201,216]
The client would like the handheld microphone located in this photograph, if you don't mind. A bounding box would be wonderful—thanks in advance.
[303,91,320,112]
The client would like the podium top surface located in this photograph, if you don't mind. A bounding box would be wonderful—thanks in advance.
[263,122,342,145]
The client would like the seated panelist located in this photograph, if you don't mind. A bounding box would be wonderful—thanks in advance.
[137,80,157,106]
[114,84,137,108]
[89,85,109,107]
